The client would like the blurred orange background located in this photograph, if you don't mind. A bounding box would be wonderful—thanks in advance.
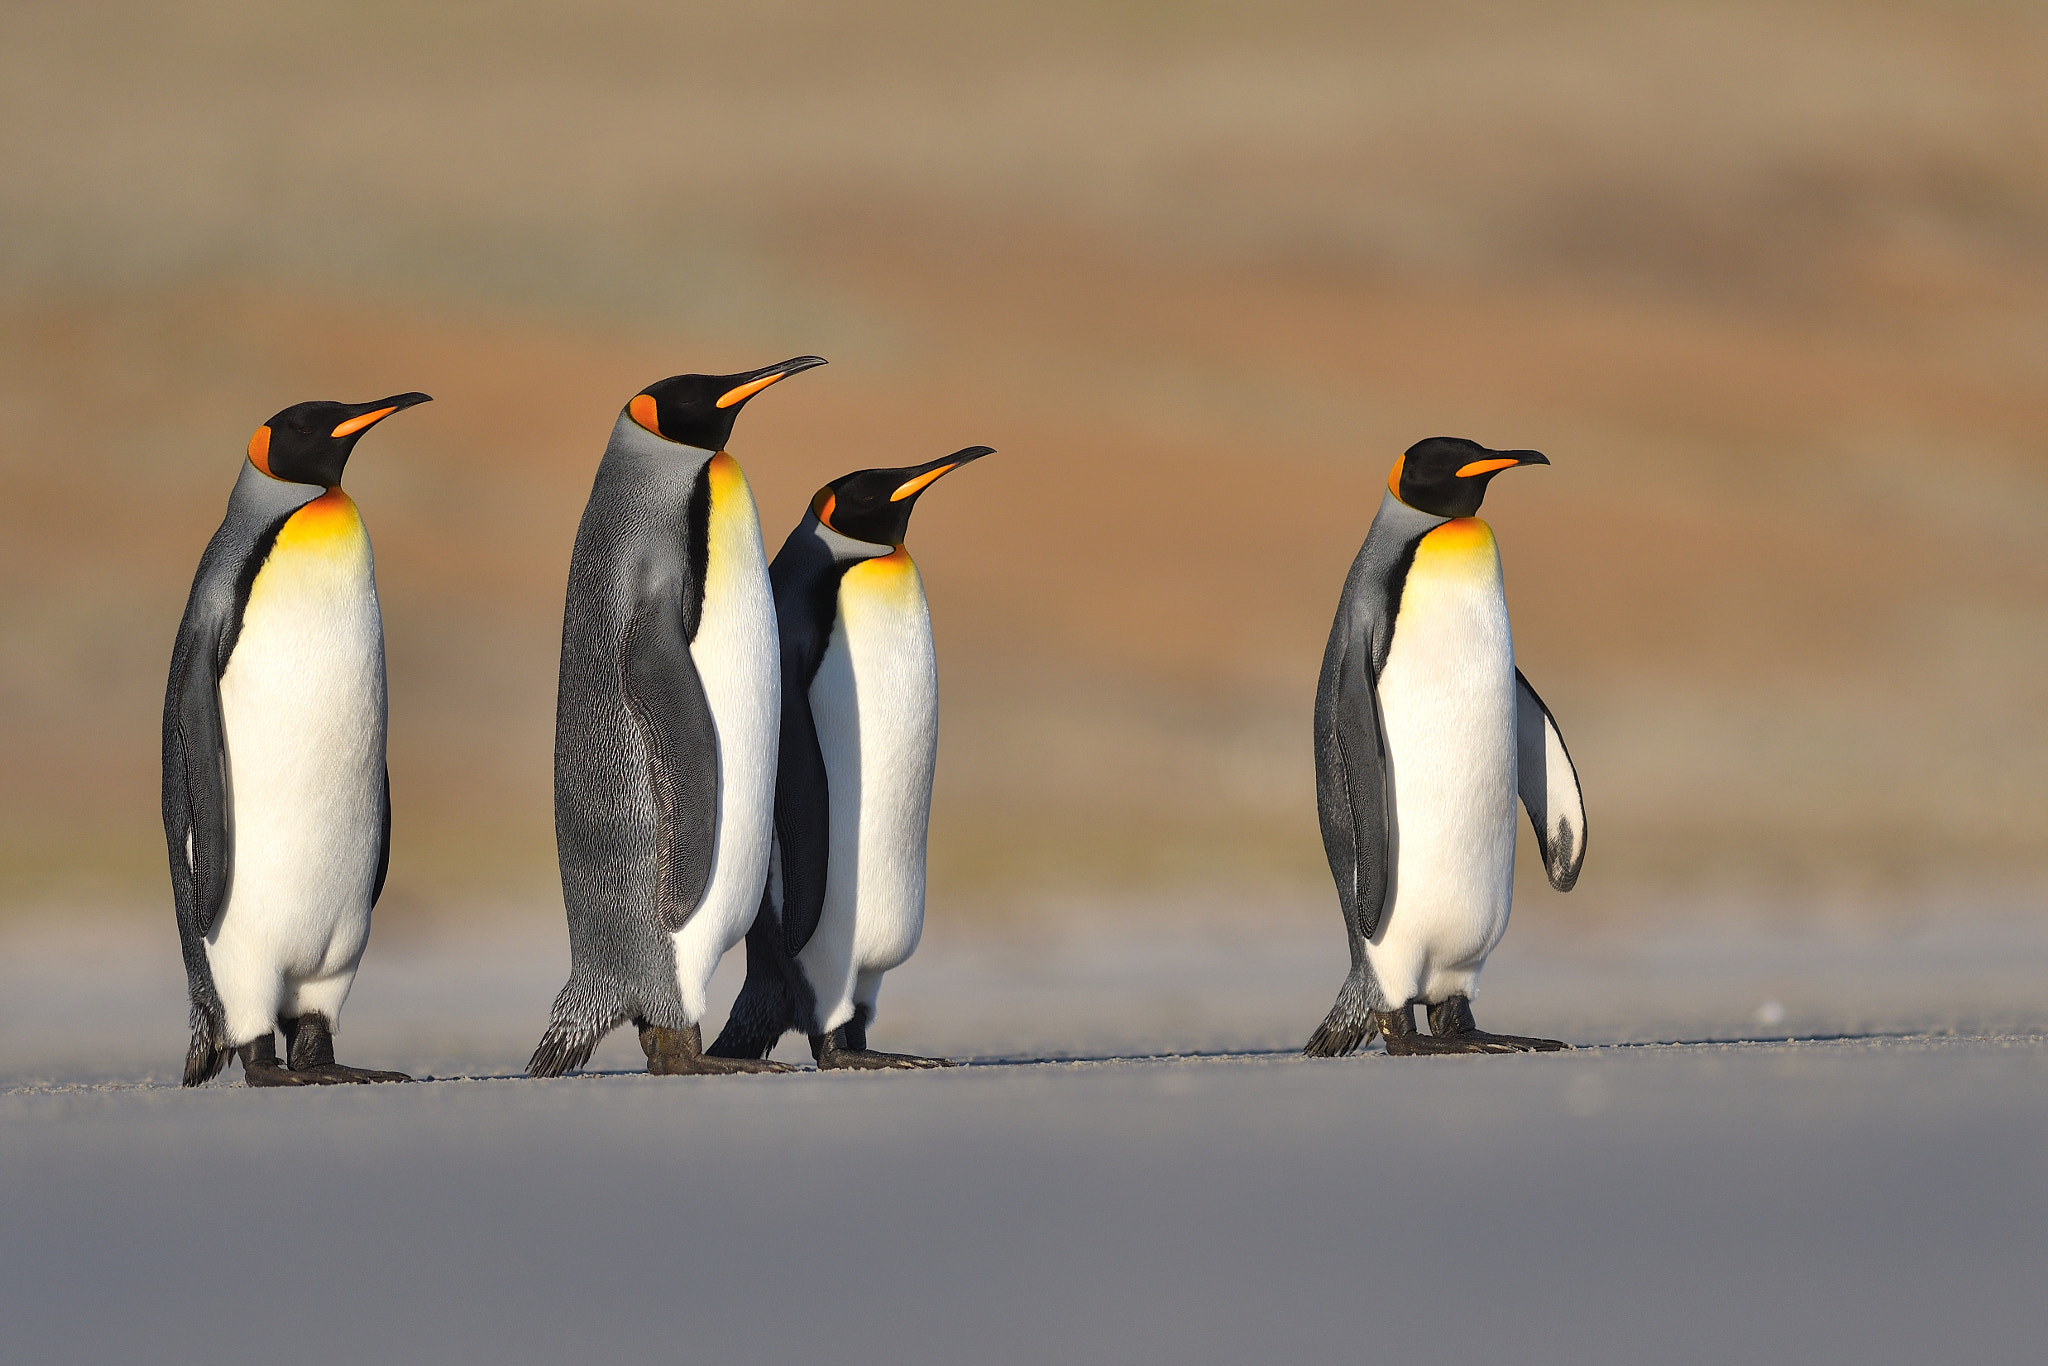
[3,1,2044,925]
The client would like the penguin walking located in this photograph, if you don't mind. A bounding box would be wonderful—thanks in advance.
[709,447,992,1069]
[165,393,431,1086]
[1305,437,1586,1057]
[529,358,827,1078]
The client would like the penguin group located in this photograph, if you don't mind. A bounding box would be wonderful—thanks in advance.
[163,359,1585,1085]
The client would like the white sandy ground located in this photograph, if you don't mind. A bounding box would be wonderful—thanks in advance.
[4,901,2047,1364]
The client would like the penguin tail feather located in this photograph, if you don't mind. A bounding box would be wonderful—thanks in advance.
[1304,974,1380,1058]
[181,998,230,1087]
[527,1018,605,1079]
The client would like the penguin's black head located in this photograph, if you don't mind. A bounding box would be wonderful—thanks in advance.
[627,356,828,452]
[812,446,995,547]
[248,393,432,487]
[1388,436,1548,518]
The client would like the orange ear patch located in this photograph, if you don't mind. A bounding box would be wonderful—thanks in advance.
[248,425,273,477]
[1455,457,1519,478]
[812,488,837,530]
[628,393,663,437]
[1386,453,1406,499]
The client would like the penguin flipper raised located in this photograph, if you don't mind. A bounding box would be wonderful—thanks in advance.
[1315,634,1394,940]
[1515,668,1586,892]
[620,594,721,932]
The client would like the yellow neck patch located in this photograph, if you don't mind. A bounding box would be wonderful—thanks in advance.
[1412,516,1497,569]
[840,545,922,606]
[273,487,364,553]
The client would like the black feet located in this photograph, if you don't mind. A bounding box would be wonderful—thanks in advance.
[1368,998,1569,1056]
[1426,996,1568,1052]
[237,1016,411,1086]
[639,1021,795,1076]
[810,1025,953,1070]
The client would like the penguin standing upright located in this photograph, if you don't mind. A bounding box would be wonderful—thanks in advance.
[165,393,431,1086]
[710,446,992,1069]
[529,358,826,1078]
[1305,436,1586,1056]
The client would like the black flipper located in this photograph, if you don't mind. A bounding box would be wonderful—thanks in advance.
[1317,632,1394,940]
[1514,669,1587,892]
[164,619,233,1085]
[372,767,391,907]
[619,591,720,934]
[764,520,846,959]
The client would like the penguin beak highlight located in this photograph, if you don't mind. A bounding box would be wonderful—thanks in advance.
[1455,449,1548,478]
[889,446,994,502]
[329,392,433,439]
[715,356,829,409]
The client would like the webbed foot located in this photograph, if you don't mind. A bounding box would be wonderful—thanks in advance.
[282,1013,413,1082]
[239,1035,315,1086]
[1423,997,1570,1053]
[810,1027,953,1070]
[640,1021,795,1075]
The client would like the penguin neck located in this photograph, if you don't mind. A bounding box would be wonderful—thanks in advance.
[800,511,900,567]
[228,457,329,521]
[603,410,717,482]
[1369,488,1452,543]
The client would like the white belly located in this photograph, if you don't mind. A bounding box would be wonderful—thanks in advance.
[796,549,938,1030]
[209,490,385,1040]
[670,453,780,1019]
[1368,517,1518,1007]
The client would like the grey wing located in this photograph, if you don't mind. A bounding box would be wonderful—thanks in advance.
[1515,669,1587,892]
[620,591,721,933]
[1314,632,1394,939]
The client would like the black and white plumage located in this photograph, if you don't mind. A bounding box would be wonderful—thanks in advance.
[529,357,825,1078]
[710,447,991,1069]
[1306,436,1585,1057]
[165,393,429,1086]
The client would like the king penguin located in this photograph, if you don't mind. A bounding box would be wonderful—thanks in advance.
[709,446,992,1069]
[164,392,430,1086]
[529,357,827,1078]
[1305,436,1587,1057]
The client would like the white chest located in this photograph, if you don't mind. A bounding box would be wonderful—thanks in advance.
[214,490,386,940]
[809,549,939,972]
[1369,518,1519,994]
[664,454,781,1007]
